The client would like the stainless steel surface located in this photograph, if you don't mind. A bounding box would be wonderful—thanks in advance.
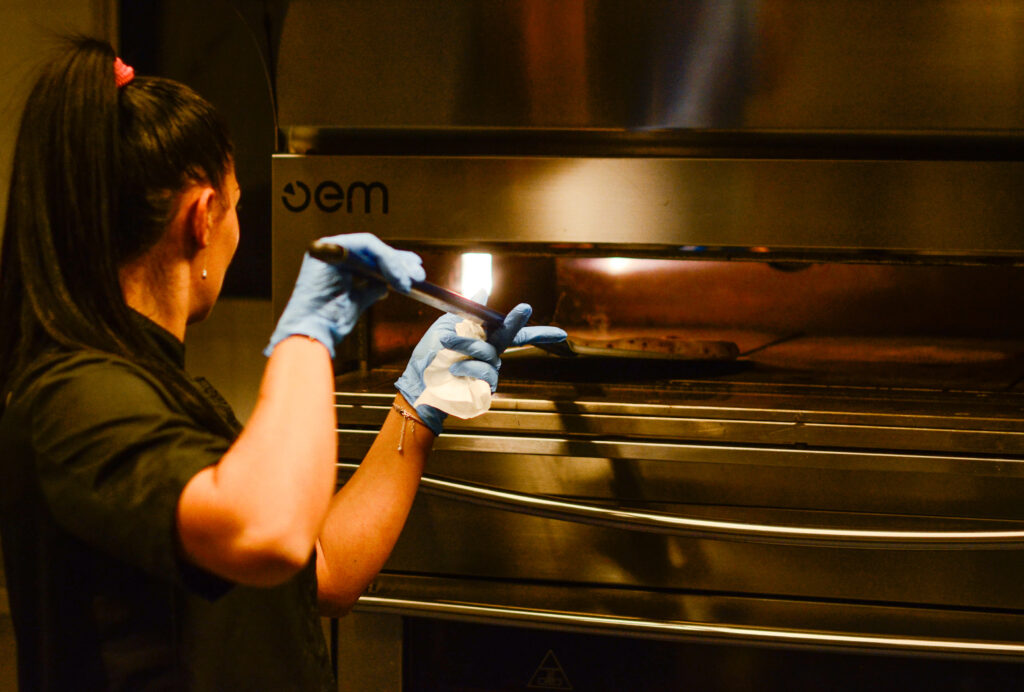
[272,156,1024,314]
[337,461,1024,549]
[357,599,1024,660]
[354,575,1024,660]
[278,0,1024,131]
[344,426,1024,487]
[334,362,1024,457]
[381,495,1024,611]
[331,372,1024,612]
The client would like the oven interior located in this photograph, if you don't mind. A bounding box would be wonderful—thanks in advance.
[367,251,1024,391]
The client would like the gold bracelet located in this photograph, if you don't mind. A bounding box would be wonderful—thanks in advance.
[392,402,430,452]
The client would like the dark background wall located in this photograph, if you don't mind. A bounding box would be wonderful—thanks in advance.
[120,0,287,298]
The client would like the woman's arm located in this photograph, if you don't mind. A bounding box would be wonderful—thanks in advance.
[173,237,562,595]
[176,335,338,586]
[315,394,434,616]
[175,234,425,587]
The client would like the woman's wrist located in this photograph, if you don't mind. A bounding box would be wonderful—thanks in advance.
[391,394,435,451]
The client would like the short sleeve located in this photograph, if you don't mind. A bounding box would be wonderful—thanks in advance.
[22,353,233,592]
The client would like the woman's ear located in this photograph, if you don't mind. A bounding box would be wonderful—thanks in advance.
[189,186,217,250]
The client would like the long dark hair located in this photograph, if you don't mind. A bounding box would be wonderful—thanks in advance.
[0,36,236,437]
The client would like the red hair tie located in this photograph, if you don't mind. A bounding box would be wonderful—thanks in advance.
[114,57,135,88]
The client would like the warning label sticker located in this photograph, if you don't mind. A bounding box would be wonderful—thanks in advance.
[527,649,573,690]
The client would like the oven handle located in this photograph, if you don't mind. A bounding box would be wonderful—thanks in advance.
[354,595,1024,659]
[337,463,1024,549]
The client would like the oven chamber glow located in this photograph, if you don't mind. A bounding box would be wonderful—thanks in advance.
[459,252,493,299]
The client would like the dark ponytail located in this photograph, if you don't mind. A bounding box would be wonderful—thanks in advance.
[0,36,236,438]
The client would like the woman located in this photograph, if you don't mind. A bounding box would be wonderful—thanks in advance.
[0,37,565,690]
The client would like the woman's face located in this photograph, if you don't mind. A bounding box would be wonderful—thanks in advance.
[189,169,241,323]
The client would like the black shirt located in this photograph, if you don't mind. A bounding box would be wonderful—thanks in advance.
[0,316,333,691]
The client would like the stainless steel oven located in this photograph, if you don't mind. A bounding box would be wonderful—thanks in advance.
[272,1,1024,689]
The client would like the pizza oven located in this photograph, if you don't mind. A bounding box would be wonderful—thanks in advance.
[271,1,1024,689]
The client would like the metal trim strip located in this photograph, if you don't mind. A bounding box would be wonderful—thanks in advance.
[354,596,1024,659]
[337,462,1024,549]
[336,428,1024,477]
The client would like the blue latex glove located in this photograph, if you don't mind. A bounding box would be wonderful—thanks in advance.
[265,233,424,358]
[395,301,568,435]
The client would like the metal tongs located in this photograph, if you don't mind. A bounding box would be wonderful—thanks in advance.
[308,240,575,357]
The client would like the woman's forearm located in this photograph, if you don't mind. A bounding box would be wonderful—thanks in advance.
[177,335,338,586]
[315,394,434,615]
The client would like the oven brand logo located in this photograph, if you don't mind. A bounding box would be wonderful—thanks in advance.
[281,180,389,214]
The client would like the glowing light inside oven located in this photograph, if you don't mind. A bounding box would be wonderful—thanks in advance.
[601,257,634,275]
[460,252,493,300]
[580,257,689,274]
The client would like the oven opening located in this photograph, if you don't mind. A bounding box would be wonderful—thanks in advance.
[363,252,1024,394]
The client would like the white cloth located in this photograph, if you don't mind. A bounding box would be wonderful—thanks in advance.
[413,320,492,419]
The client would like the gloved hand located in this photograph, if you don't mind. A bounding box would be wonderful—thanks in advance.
[395,301,568,435]
[265,233,424,358]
